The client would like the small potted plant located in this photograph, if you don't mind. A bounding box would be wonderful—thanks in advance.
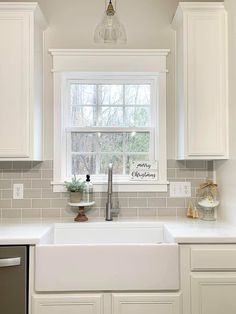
[64,175,85,203]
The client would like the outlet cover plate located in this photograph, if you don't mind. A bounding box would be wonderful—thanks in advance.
[13,184,24,199]
[169,182,191,198]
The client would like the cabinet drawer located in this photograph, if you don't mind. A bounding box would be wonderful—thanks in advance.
[191,245,236,271]
[32,294,104,314]
[112,293,182,314]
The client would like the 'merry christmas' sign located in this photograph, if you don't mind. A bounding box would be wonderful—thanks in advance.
[130,161,158,181]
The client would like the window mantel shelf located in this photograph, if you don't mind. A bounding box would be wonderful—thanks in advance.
[52,181,169,193]
[49,49,170,57]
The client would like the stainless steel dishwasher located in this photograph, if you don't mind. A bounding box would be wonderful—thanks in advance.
[0,246,28,314]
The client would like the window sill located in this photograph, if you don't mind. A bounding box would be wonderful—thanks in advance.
[52,181,169,193]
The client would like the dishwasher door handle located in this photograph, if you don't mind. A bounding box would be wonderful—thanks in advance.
[0,257,21,267]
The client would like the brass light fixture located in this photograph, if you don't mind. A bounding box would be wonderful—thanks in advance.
[94,0,127,44]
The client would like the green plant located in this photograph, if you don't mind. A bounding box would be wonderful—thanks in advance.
[64,176,85,192]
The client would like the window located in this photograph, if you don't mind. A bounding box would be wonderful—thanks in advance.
[51,49,169,192]
[66,79,155,179]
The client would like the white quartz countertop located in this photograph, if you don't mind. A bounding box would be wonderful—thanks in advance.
[0,218,236,245]
[164,219,236,243]
[0,224,53,245]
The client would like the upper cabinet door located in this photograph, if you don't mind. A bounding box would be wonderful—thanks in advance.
[0,4,47,160]
[0,12,30,158]
[172,3,228,160]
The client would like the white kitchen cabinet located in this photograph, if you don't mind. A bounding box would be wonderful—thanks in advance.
[0,3,46,160]
[32,293,181,314]
[191,273,236,314]
[180,244,236,314]
[172,3,228,160]
[112,293,181,314]
[190,245,236,314]
[32,294,104,314]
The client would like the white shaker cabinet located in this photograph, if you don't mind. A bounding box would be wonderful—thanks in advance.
[32,294,104,314]
[180,244,236,314]
[112,293,181,314]
[32,293,181,314]
[191,273,236,314]
[172,3,228,160]
[0,3,46,160]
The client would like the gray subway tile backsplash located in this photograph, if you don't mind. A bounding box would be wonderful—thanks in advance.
[167,197,186,208]
[2,208,21,219]
[138,208,157,217]
[186,160,206,169]
[12,199,32,209]
[147,198,166,208]
[0,199,12,209]
[2,170,22,179]
[0,159,214,221]
[0,180,12,189]
[0,161,13,169]
[129,198,147,208]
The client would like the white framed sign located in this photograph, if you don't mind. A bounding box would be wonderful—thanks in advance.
[130,161,158,181]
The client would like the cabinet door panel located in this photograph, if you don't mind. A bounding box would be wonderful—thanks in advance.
[112,293,181,314]
[0,13,30,157]
[191,273,236,314]
[187,13,226,156]
[173,3,228,160]
[32,294,103,314]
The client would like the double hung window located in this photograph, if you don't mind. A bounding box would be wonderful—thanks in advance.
[50,49,169,192]
[64,75,157,182]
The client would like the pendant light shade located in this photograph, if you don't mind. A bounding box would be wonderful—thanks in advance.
[94,0,127,44]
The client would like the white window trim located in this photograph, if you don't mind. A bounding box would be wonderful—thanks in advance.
[50,49,170,192]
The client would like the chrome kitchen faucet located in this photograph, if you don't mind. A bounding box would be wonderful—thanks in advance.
[105,163,119,221]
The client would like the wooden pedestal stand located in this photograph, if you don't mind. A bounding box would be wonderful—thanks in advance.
[68,202,95,222]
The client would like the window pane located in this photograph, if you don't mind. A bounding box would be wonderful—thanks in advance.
[99,133,123,152]
[125,107,150,127]
[100,154,123,174]
[71,106,96,126]
[126,132,150,152]
[125,154,149,175]
[100,85,123,105]
[72,154,96,175]
[71,133,97,152]
[71,84,96,105]
[125,85,151,105]
[100,107,123,126]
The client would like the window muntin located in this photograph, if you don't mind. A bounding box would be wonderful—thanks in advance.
[65,78,157,179]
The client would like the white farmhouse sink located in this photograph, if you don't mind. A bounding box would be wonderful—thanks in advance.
[35,222,179,292]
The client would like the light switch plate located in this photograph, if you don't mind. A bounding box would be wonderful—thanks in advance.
[13,184,24,199]
[169,182,191,198]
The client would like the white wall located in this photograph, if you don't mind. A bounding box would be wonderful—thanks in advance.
[41,0,180,160]
[215,0,236,223]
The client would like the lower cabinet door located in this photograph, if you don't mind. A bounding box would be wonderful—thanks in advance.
[191,273,236,314]
[32,294,104,314]
[112,293,182,314]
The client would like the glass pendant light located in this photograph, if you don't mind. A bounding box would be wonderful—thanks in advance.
[94,0,127,44]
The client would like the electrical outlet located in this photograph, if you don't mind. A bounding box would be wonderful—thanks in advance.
[169,182,191,198]
[13,184,24,199]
